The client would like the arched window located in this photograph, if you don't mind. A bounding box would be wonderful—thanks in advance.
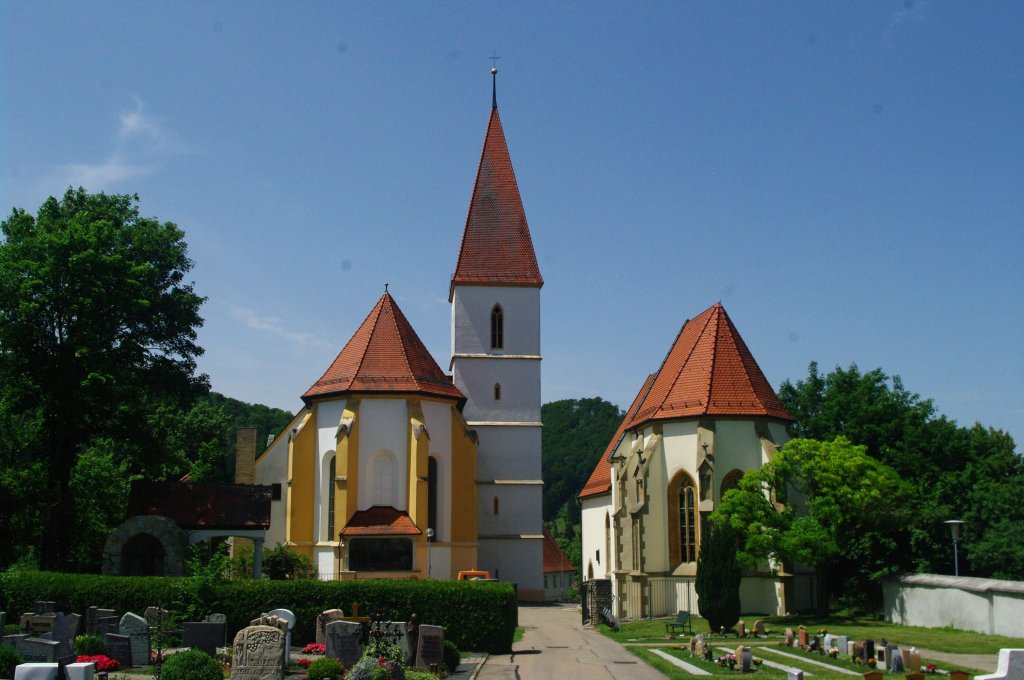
[327,454,337,539]
[427,456,438,541]
[493,496,500,515]
[490,305,504,349]
[371,450,396,507]
[494,383,502,400]
[604,512,611,574]
[720,469,744,501]
[668,472,698,567]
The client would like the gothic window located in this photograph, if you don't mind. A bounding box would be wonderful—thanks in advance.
[490,305,504,349]
[720,469,744,501]
[668,471,698,567]
[327,454,337,539]
[427,456,438,541]
[494,383,502,400]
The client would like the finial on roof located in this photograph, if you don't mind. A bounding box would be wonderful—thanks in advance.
[489,52,501,109]
[385,282,389,293]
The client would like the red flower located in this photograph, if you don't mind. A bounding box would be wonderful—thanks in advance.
[76,655,121,672]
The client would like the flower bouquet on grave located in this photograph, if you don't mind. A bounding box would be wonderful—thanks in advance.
[828,648,839,659]
[718,653,738,669]
[867,658,878,669]
[303,642,326,655]
[925,664,938,674]
[76,655,120,672]
[753,657,764,667]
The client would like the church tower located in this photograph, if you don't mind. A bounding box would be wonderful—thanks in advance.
[450,70,544,600]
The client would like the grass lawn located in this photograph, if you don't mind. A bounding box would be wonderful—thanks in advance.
[597,613,1024,680]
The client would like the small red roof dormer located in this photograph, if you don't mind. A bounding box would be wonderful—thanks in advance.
[303,292,465,405]
[450,76,543,300]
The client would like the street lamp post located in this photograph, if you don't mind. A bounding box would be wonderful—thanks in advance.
[426,528,434,579]
[944,520,964,576]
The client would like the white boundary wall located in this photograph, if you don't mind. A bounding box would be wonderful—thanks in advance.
[883,573,1024,636]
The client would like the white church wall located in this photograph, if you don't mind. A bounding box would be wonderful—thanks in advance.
[477,537,543,589]
[715,420,766,477]
[477,483,542,536]
[357,398,409,510]
[255,426,292,549]
[473,425,542,480]
[454,359,540,423]
[581,495,612,579]
[315,399,345,541]
[451,286,540,356]
[422,400,454,542]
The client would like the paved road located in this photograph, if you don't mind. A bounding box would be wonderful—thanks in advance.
[477,604,667,680]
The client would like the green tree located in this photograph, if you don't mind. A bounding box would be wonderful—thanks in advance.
[0,188,206,570]
[68,439,132,571]
[542,397,623,522]
[714,437,910,616]
[694,521,741,633]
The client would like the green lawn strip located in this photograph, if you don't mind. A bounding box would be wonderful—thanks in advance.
[627,646,860,680]
[750,647,861,675]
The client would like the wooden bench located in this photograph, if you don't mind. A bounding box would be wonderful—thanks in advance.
[665,610,693,635]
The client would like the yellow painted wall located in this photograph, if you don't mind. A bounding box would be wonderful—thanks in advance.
[286,410,316,558]
[450,409,478,548]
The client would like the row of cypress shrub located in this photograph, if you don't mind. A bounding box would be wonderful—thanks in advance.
[0,571,516,653]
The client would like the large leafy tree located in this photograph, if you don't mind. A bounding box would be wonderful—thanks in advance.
[0,188,207,570]
[714,437,911,616]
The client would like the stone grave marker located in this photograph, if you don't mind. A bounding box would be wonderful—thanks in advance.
[48,613,73,659]
[103,633,133,669]
[798,628,809,648]
[415,625,445,668]
[906,673,925,680]
[17,638,60,663]
[4,634,30,649]
[119,612,151,667]
[838,636,849,655]
[86,608,116,635]
[904,648,922,672]
[65,613,81,639]
[975,649,1024,680]
[888,646,904,672]
[949,672,970,680]
[384,621,412,664]
[207,612,228,624]
[787,671,804,680]
[740,647,753,673]
[95,616,119,637]
[316,609,346,645]
[753,620,767,637]
[183,621,227,657]
[34,602,56,615]
[864,639,875,660]
[65,662,96,680]
[21,614,56,638]
[230,625,285,680]
[12,663,59,680]
[862,672,883,680]
[824,634,837,649]
[266,609,295,665]
[144,607,171,626]
[736,620,746,638]
[785,628,794,647]
[325,620,362,667]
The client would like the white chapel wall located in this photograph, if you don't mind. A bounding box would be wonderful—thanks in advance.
[422,400,454,542]
[581,495,612,579]
[357,398,408,510]
[884,574,1024,636]
[254,422,293,548]
[451,286,540,356]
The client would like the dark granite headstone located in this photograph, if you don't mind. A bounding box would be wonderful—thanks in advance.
[207,613,228,624]
[104,633,133,669]
[316,609,345,645]
[183,622,226,657]
[3,633,29,649]
[16,637,60,663]
[864,639,875,660]
[415,625,445,668]
[34,602,56,615]
[325,620,361,667]
[740,647,753,673]
[95,616,119,637]
[888,646,904,672]
[86,608,116,635]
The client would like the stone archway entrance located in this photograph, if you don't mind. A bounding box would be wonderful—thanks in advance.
[103,515,188,576]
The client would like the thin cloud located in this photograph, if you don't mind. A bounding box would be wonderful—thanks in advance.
[883,0,925,43]
[230,306,334,350]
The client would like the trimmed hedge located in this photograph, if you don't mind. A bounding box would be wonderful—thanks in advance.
[0,571,515,653]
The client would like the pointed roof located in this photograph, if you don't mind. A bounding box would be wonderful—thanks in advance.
[339,506,420,537]
[628,303,793,428]
[578,373,657,500]
[450,105,543,299]
[303,292,465,404]
[542,527,575,573]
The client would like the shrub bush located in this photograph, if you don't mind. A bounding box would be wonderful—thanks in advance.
[306,657,345,680]
[160,648,223,680]
[443,639,461,672]
[0,645,23,679]
[348,655,406,680]
[0,571,516,653]
[73,634,108,655]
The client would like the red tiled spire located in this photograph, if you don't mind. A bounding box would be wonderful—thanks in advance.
[628,303,793,428]
[450,105,543,299]
[303,292,465,404]
[578,373,658,500]
[542,527,575,573]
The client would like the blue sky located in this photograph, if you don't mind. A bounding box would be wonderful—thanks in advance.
[2,2,1022,448]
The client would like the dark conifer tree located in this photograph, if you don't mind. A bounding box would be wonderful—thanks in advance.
[695,521,742,633]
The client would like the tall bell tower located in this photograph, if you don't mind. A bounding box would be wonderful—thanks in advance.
[449,69,544,600]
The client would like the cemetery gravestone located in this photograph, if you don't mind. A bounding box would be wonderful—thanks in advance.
[888,646,904,673]
[862,672,883,680]
[838,636,849,655]
[798,628,809,648]
[949,672,970,680]
[230,625,285,680]
[904,648,922,672]
[86,609,116,636]
[824,634,837,650]
[785,628,794,647]
[906,674,925,680]
[753,620,767,637]
[384,621,413,664]
[207,613,228,624]
[12,663,59,680]
[119,612,151,667]
[974,649,1024,680]
[415,625,445,668]
[787,671,804,680]
[103,633,133,669]
[95,617,119,637]
[17,638,60,663]
[741,647,753,673]
[864,640,876,660]
[266,609,295,665]
[34,603,56,615]
[5,634,30,649]
[316,609,346,645]
[737,620,746,638]
[65,662,95,680]
[325,621,362,668]
[183,622,227,657]
[21,615,55,638]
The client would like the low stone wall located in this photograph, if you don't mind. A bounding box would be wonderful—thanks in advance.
[883,573,1024,636]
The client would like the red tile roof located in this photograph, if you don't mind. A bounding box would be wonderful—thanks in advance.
[303,292,465,404]
[450,106,543,298]
[339,506,421,537]
[628,303,793,428]
[578,373,657,500]
[542,528,575,573]
[127,481,271,530]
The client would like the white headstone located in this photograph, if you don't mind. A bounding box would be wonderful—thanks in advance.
[230,625,285,680]
[119,612,151,667]
[787,671,804,680]
[266,609,295,666]
[13,663,59,680]
[975,648,1024,680]
[65,662,95,680]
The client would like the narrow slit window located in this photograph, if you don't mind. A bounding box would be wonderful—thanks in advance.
[490,305,504,349]
[494,383,502,400]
